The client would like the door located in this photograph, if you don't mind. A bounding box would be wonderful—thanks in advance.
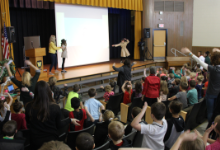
[153,30,166,60]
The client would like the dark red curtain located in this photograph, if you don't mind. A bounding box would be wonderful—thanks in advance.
[9,0,54,9]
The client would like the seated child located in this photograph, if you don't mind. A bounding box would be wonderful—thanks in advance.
[169,78,180,98]
[168,73,175,88]
[76,132,95,150]
[131,102,167,150]
[0,120,25,150]
[131,81,142,102]
[125,107,142,135]
[160,80,169,101]
[195,75,204,101]
[39,141,71,150]
[11,100,27,130]
[69,97,87,131]
[187,80,198,105]
[170,130,205,150]
[84,88,105,125]
[164,101,185,149]
[168,82,188,109]
[94,110,117,148]
[196,115,220,150]
[103,85,114,102]
[109,121,132,150]
[65,84,83,112]
[122,81,133,104]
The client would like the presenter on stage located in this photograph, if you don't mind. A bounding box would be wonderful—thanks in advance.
[49,35,60,75]
[61,39,67,73]
[112,38,130,63]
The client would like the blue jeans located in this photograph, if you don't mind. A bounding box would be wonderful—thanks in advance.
[205,94,218,122]
[49,53,57,72]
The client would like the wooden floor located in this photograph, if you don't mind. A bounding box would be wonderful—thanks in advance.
[14,59,162,83]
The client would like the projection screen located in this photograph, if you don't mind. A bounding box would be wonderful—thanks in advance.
[55,4,109,68]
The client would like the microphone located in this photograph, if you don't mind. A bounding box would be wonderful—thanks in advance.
[31,41,34,49]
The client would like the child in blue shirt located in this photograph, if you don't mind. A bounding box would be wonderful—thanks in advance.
[187,80,198,105]
[84,88,105,125]
[195,75,204,100]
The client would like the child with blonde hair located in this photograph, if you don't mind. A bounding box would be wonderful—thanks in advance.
[103,85,114,102]
[160,80,169,101]
[122,81,133,104]
[180,76,188,85]
[195,75,204,101]
[94,110,117,147]
[186,70,191,81]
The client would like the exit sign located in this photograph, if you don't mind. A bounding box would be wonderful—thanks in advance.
[158,24,164,28]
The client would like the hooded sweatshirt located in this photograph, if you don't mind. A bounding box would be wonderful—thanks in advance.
[164,116,185,149]
[109,139,132,150]
[142,74,160,98]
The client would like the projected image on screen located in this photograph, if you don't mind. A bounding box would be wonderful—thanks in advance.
[55,4,109,68]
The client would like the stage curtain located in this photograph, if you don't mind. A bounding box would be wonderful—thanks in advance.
[108,8,133,59]
[1,0,14,59]
[134,11,141,59]
[42,0,143,11]
[10,7,56,67]
[9,0,54,9]
[0,2,2,61]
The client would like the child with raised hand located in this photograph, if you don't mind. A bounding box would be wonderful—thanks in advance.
[0,93,12,121]
[131,102,167,149]
[171,67,182,79]
[195,75,204,101]
[103,85,114,102]
[195,115,220,150]
[122,81,133,104]
[69,97,87,131]
[164,101,185,149]
[0,102,11,131]
[168,82,188,109]
[109,121,132,150]
[170,130,205,150]
[160,80,169,101]
[11,100,27,130]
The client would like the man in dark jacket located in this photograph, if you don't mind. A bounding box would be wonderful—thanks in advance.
[108,121,132,150]
[112,59,136,93]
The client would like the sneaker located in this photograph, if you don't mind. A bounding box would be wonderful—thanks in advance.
[61,70,67,73]
[49,72,54,75]
[55,70,59,73]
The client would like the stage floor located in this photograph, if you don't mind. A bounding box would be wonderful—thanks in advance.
[15,59,164,84]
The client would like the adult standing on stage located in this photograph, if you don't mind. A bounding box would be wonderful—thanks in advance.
[112,38,130,63]
[49,35,60,75]
[181,47,220,122]
[112,59,136,93]
[4,60,41,106]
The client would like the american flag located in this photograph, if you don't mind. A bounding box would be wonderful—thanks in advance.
[1,23,10,59]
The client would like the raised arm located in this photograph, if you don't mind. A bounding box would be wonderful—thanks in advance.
[112,63,124,72]
[25,60,40,72]
[4,63,13,77]
[181,47,208,70]
[112,43,121,47]
[4,63,21,87]
[143,68,147,77]
[121,81,127,93]
[126,39,130,44]
[6,93,13,106]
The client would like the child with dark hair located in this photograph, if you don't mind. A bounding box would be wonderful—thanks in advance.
[131,81,142,102]
[124,107,144,135]
[168,82,188,109]
[11,100,27,130]
[169,78,180,98]
[122,81,133,104]
[61,39,67,73]
[0,120,25,150]
[187,80,198,105]
[109,121,132,150]
[65,84,83,112]
[131,102,167,149]
[69,98,87,131]
[85,88,105,125]
[76,132,95,150]
[164,101,185,150]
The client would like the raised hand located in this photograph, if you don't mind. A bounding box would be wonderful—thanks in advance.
[181,47,191,54]
[179,130,198,142]
[25,60,32,66]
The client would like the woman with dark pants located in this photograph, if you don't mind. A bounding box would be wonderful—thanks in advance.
[112,59,136,93]
[141,66,160,106]
[49,35,60,75]
[25,81,79,150]
[181,47,220,122]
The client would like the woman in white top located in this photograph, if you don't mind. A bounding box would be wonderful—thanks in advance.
[112,38,130,63]
[61,39,67,73]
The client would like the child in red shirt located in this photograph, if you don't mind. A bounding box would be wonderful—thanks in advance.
[103,85,114,102]
[11,100,27,130]
[122,81,133,104]
[69,97,87,131]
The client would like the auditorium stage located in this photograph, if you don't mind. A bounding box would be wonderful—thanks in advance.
[15,59,166,85]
